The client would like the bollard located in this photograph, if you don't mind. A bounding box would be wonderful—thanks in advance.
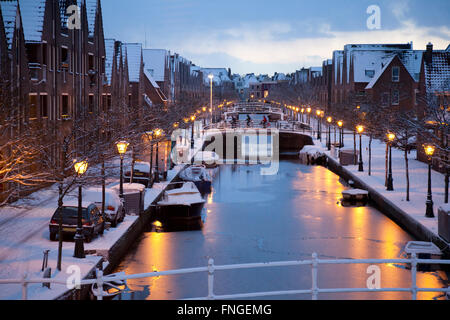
[207,258,215,300]
[41,250,50,272]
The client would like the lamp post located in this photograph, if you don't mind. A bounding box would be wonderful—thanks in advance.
[301,108,305,123]
[337,121,344,148]
[307,107,311,125]
[424,145,435,218]
[316,110,321,140]
[73,160,88,259]
[208,74,214,124]
[356,125,364,172]
[386,133,396,191]
[116,141,129,198]
[327,117,332,151]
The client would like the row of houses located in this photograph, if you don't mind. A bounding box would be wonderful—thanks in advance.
[0,0,236,203]
[288,41,449,168]
[291,42,449,117]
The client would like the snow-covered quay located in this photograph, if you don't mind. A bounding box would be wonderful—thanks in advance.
[310,129,450,253]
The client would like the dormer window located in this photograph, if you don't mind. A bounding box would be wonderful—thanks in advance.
[365,69,375,78]
[392,67,400,82]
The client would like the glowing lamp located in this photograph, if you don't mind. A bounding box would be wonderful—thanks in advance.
[116,141,129,155]
[387,133,396,142]
[74,160,88,175]
[424,145,435,157]
[356,125,364,134]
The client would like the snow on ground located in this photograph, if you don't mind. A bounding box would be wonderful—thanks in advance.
[309,118,448,240]
[0,137,202,300]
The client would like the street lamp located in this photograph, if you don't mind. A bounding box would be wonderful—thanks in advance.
[301,108,305,123]
[356,125,364,172]
[424,145,435,218]
[386,133,396,191]
[208,74,214,124]
[73,160,88,259]
[327,116,332,151]
[337,121,344,148]
[316,110,322,140]
[116,141,129,198]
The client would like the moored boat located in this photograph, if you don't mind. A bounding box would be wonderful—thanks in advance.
[156,182,206,223]
[179,165,212,195]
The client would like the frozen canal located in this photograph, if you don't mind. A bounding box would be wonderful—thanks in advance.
[113,160,448,300]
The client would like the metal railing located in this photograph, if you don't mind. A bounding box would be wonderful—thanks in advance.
[1,253,449,300]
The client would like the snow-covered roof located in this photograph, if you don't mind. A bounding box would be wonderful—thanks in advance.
[365,55,396,89]
[143,67,160,89]
[19,0,46,43]
[397,50,423,82]
[345,42,413,84]
[142,49,167,82]
[333,50,344,84]
[0,0,18,49]
[86,0,98,38]
[124,43,142,83]
[201,68,231,85]
[104,38,115,85]
[424,51,450,93]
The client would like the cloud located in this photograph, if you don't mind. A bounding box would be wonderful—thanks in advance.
[162,18,449,74]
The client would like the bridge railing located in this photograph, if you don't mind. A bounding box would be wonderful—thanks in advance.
[1,253,449,300]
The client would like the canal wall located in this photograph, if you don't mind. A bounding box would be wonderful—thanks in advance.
[325,155,450,256]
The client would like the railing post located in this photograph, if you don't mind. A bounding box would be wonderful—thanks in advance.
[311,253,319,300]
[207,258,215,300]
[411,253,417,300]
[21,273,28,300]
[96,269,104,301]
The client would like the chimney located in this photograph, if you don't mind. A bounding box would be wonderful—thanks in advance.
[425,42,433,64]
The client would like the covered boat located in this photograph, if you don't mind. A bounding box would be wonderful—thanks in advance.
[156,182,206,223]
[179,165,212,195]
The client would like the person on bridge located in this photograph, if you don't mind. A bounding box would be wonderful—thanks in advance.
[261,116,268,128]
[246,115,252,127]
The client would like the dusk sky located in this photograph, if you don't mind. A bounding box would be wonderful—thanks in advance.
[102,0,450,75]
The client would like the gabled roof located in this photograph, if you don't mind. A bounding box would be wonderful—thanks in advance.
[201,68,231,85]
[365,56,396,89]
[104,38,115,85]
[85,0,97,38]
[0,0,18,49]
[124,43,142,83]
[142,49,168,82]
[19,0,46,43]
[424,51,450,93]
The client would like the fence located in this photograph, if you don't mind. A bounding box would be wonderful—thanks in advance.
[0,253,449,300]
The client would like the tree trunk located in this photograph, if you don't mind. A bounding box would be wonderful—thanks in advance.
[368,134,372,176]
[101,157,105,217]
[405,149,410,202]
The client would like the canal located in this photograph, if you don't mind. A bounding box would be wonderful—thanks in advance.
[113,159,448,300]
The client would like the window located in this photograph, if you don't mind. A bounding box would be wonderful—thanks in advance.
[62,95,70,117]
[40,94,48,118]
[88,95,94,113]
[29,94,38,120]
[42,43,47,65]
[61,47,69,68]
[392,67,400,82]
[88,54,94,71]
[392,90,399,105]
[365,69,375,78]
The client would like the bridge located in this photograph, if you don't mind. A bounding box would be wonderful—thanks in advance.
[203,101,315,156]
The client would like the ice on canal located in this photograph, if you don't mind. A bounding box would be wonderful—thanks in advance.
[114,160,448,300]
